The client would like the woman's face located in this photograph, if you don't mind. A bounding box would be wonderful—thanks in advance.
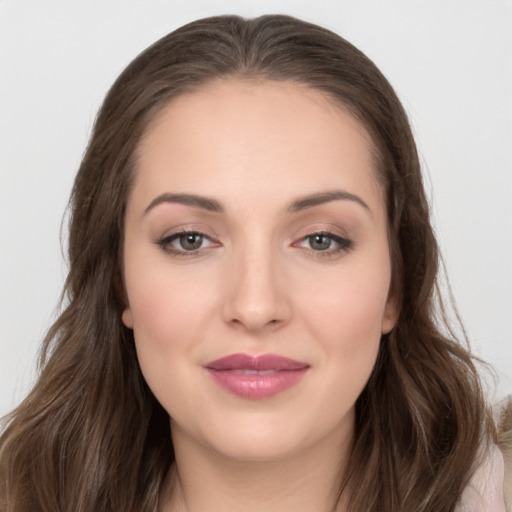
[122,79,397,461]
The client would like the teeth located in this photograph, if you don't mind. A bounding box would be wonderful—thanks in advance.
[233,369,278,375]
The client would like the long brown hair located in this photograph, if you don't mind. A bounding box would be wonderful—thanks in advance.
[0,15,492,511]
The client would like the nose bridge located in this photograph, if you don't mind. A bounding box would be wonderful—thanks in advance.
[222,232,290,332]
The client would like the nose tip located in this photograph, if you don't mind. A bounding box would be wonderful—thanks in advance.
[221,254,291,333]
[228,308,282,333]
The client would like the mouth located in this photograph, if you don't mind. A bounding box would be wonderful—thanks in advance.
[204,353,310,399]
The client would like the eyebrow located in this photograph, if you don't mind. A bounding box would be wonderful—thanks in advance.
[144,193,224,214]
[287,190,371,214]
[144,189,370,216]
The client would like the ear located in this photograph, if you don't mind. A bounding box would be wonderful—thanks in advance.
[114,271,133,328]
[122,308,134,329]
[381,296,399,335]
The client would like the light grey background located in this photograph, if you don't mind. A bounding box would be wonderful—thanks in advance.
[1,0,511,417]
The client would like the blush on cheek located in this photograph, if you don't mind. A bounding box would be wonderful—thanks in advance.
[129,275,213,354]
[137,289,171,331]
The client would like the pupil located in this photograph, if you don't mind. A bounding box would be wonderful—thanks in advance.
[311,234,331,250]
[180,233,202,250]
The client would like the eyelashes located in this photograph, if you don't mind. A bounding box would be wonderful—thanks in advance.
[293,232,353,255]
[155,229,353,259]
[156,230,219,256]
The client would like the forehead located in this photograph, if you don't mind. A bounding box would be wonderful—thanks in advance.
[132,78,384,215]
[141,77,373,152]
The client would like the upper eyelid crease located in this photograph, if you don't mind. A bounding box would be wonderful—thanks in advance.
[156,231,217,255]
[296,232,352,247]
[158,230,215,244]
[156,229,351,258]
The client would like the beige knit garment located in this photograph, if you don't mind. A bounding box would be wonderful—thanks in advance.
[497,396,512,512]
[457,443,506,512]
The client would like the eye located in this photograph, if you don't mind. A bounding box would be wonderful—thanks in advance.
[176,232,205,251]
[294,231,352,255]
[156,230,218,255]
[308,233,335,251]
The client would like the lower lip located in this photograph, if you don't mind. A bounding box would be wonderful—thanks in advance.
[206,368,308,399]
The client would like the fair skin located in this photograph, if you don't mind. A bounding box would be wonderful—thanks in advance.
[122,79,398,512]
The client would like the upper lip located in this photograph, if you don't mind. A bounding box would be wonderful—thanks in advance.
[204,353,309,371]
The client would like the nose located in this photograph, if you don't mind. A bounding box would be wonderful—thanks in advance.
[221,245,292,333]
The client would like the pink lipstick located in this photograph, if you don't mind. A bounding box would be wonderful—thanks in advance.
[204,353,309,399]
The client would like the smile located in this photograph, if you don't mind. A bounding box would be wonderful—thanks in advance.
[204,353,310,399]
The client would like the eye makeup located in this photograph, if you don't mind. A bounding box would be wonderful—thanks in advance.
[155,229,220,257]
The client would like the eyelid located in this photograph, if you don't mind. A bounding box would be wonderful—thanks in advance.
[155,228,221,256]
[291,229,353,256]
[153,223,352,258]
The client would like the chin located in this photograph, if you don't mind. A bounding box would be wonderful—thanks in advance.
[202,425,310,462]
[172,401,355,464]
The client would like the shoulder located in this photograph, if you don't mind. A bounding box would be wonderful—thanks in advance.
[457,441,506,512]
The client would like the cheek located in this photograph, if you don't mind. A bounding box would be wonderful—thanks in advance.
[296,254,391,385]
[303,263,391,340]
[130,281,182,345]
[285,263,388,439]
[319,289,383,380]
[125,251,215,334]
[123,258,216,390]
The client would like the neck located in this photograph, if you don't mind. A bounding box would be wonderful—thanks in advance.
[160,422,352,512]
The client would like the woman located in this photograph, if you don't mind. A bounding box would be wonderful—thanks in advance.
[0,14,505,512]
